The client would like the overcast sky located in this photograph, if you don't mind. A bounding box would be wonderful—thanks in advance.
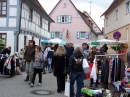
[38,0,113,29]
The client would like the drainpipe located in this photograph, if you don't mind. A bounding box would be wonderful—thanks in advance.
[16,0,25,52]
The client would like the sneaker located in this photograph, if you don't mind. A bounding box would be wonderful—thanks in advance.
[37,83,42,86]
[30,83,34,87]
[24,79,29,81]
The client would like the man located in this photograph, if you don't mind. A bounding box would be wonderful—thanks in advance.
[24,40,31,81]
[24,40,36,84]
[1,46,11,55]
[65,42,74,59]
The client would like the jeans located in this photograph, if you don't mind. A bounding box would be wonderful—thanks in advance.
[26,62,34,82]
[70,71,84,97]
[32,68,42,84]
[47,58,52,72]
[56,75,65,92]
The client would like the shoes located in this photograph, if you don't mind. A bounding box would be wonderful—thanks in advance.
[57,89,61,93]
[37,83,42,86]
[30,83,34,87]
[24,79,29,81]
[90,83,93,87]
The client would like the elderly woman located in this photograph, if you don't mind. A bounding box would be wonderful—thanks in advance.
[67,47,84,97]
[51,46,69,93]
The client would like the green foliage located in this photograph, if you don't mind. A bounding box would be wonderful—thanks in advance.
[0,39,6,52]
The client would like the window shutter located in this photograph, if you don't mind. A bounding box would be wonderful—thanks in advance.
[57,16,61,23]
[68,15,72,23]
[77,32,80,39]
[85,32,89,39]
[51,32,54,39]
[59,32,63,39]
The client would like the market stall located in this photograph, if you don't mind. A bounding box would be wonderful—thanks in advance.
[83,39,129,96]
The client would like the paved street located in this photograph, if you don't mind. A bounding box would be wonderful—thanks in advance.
[0,72,90,97]
[0,72,115,97]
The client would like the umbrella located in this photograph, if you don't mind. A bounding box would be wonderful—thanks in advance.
[41,40,49,44]
[48,38,66,45]
[91,41,100,45]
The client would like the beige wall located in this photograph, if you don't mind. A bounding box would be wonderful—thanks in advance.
[105,24,130,61]
[104,0,130,34]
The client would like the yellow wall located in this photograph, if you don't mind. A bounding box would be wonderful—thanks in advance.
[105,24,130,61]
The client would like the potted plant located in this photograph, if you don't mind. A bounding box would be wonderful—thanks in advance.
[0,39,6,52]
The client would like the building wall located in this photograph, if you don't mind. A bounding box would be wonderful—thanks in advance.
[50,0,91,46]
[97,35,104,40]
[0,0,20,30]
[105,24,130,61]
[18,34,24,52]
[104,0,130,34]
[0,31,14,55]
[21,3,50,39]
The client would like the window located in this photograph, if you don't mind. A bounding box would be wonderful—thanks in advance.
[0,33,7,43]
[55,32,60,38]
[77,32,89,39]
[40,16,42,28]
[0,1,7,16]
[126,1,130,13]
[29,8,33,22]
[80,32,86,39]
[115,9,118,20]
[106,17,108,26]
[94,27,97,31]
[51,32,63,39]
[57,15,72,23]
[63,3,67,8]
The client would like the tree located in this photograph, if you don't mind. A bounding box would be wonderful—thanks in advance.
[0,39,6,52]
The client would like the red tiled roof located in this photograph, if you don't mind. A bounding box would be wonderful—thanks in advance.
[101,0,119,16]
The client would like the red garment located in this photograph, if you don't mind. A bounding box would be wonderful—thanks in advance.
[86,63,93,79]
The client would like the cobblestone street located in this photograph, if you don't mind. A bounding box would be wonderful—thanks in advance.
[0,71,116,97]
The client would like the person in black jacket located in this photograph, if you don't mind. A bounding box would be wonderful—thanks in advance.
[67,47,84,97]
[1,46,11,55]
[51,46,69,93]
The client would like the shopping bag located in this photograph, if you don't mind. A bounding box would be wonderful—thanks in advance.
[82,58,90,74]
[90,58,97,82]
[64,77,70,97]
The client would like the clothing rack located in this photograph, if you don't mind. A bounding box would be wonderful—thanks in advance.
[95,53,125,82]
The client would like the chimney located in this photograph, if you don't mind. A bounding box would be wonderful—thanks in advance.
[83,11,89,16]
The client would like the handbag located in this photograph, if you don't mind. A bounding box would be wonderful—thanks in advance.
[63,55,67,75]
[82,58,90,74]
[64,76,70,97]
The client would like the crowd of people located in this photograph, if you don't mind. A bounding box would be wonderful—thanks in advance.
[0,40,109,97]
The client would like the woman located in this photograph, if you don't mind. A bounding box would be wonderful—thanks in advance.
[51,46,69,93]
[30,46,44,87]
[67,47,84,97]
